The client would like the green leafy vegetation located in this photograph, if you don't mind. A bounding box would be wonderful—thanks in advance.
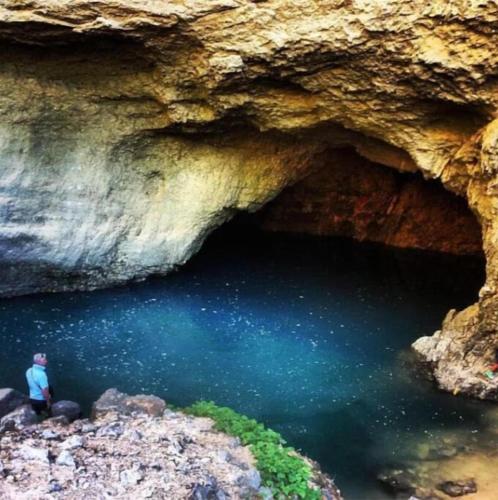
[184,401,321,499]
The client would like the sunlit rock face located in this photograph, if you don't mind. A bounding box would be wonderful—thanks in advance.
[0,0,498,398]
[257,148,483,256]
[0,43,319,295]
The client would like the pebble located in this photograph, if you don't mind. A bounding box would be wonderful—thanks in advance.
[228,437,241,449]
[127,429,143,442]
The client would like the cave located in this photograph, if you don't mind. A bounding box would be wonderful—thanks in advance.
[2,2,498,499]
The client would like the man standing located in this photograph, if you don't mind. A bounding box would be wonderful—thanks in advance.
[26,353,51,415]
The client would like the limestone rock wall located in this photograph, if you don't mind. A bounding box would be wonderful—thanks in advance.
[0,40,320,294]
[0,0,498,398]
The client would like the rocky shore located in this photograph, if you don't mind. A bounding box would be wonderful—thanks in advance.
[0,388,341,499]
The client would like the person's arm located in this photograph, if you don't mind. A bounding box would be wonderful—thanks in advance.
[42,387,52,406]
[37,371,51,406]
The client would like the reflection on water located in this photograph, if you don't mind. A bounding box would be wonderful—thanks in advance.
[0,230,489,499]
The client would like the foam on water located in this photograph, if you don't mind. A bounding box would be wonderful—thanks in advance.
[0,231,489,499]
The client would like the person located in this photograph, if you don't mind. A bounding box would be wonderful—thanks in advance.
[26,353,52,415]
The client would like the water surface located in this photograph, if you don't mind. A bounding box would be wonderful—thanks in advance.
[0,229,489,498]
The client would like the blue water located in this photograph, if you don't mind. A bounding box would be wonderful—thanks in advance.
[0,230,488,499]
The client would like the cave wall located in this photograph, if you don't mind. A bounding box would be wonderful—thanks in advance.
[258,148,483,256]
[0,0,498,399]
[0,42,321,294]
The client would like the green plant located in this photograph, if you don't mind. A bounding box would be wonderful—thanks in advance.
[184,401,321,499]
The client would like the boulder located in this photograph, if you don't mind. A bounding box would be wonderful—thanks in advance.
[123,395,166,417]
[51,400,82,422]
[92,389,166,419]
[437,479,477,497]
[91,388,127,419]
[378,469,417,496]
[0,404,37,433]
[0,388,28,418]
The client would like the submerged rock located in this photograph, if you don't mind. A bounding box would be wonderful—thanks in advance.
[377,468,418,496]
[437,479,477,497]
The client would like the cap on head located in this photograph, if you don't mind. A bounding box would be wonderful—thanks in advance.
[33,353,47,364]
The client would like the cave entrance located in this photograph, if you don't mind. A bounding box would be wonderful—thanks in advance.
[193,147,485,341]
[194,144,485,323]
[174,148,486,499]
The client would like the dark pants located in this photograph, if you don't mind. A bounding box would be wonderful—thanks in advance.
[30,399,48,416]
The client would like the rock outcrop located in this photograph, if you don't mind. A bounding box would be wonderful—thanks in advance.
[0,389,341,499]
[0,389,28,419]
[0,0,498,398]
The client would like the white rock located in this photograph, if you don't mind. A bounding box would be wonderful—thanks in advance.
[120,468,144,486]
[18,445,49,464]
[81,423,97,433]
[61,435,84,450]
[56,450,76,467]
[41,429,59,440]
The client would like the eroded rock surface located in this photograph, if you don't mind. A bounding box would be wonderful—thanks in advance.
[0,0,498,398]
